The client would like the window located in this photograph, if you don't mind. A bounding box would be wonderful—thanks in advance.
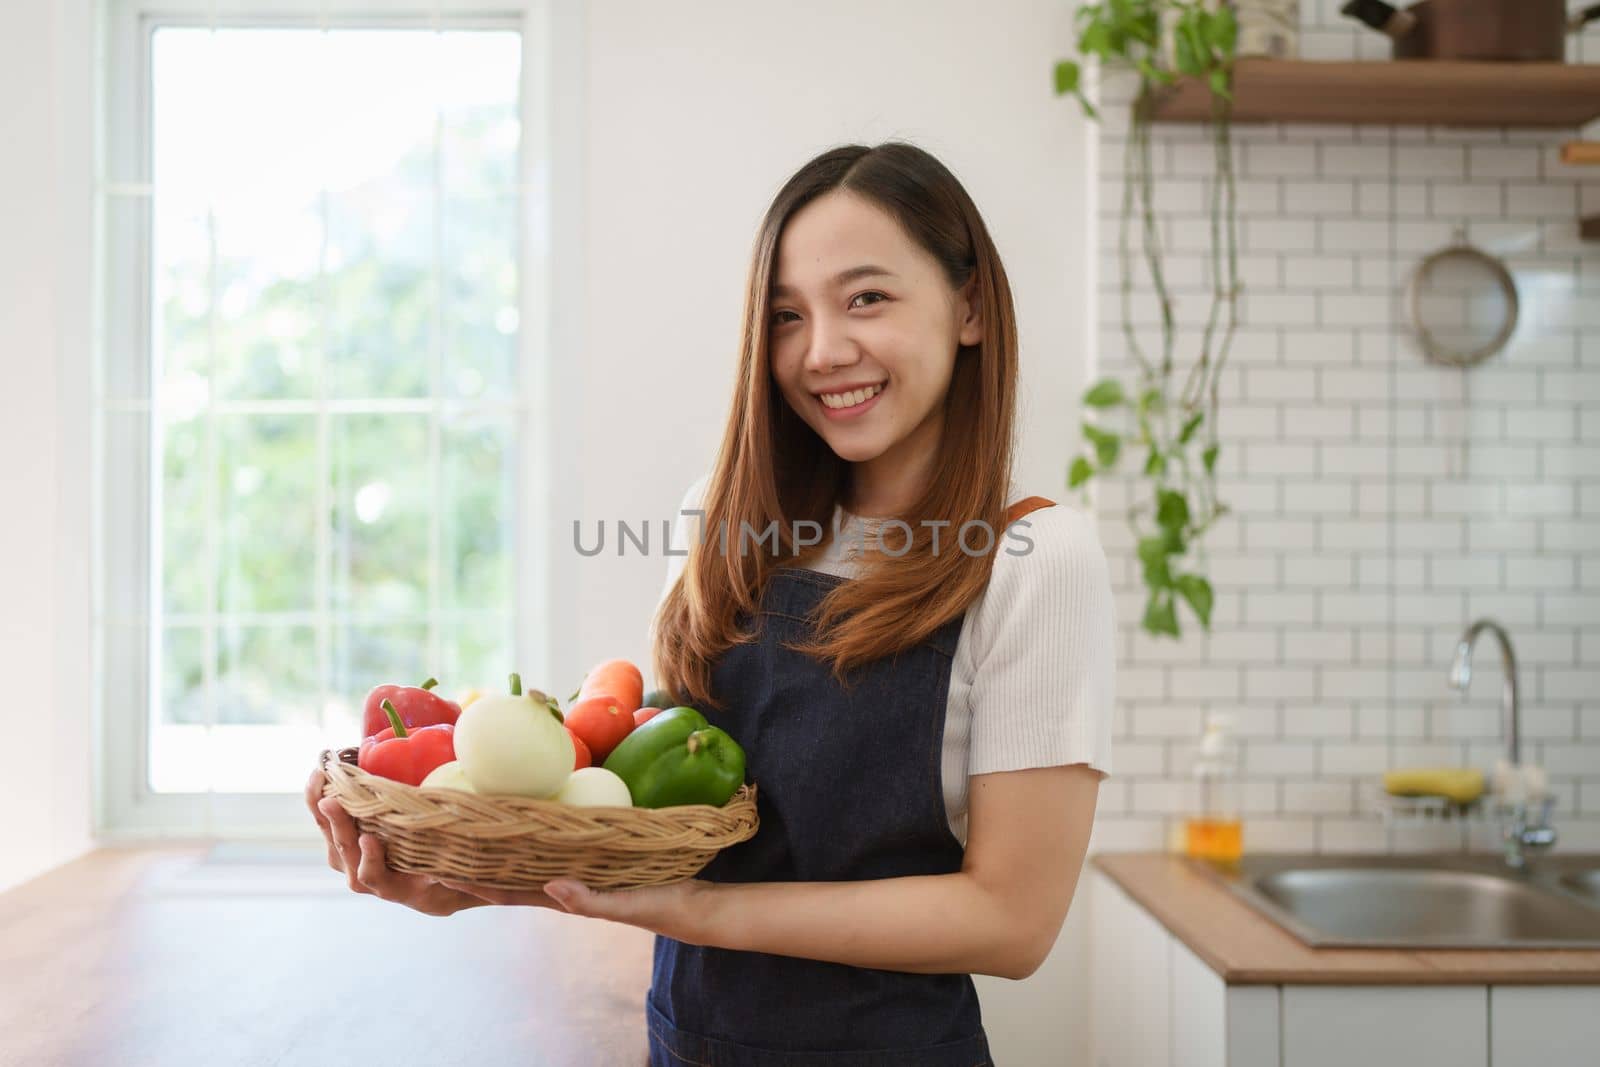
[95,0,558,836]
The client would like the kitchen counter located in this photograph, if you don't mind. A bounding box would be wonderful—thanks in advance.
[0,844,655,1066]
[1093,851,1600,985]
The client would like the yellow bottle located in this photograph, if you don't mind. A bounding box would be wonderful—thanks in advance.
[1184,713,1243,866]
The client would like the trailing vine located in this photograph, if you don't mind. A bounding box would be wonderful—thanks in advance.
[1055,0,1242,638]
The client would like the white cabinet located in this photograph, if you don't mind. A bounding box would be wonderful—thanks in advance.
[1281,986,1486,1067]
[1088,868,1600,1067]
[1489,986,1600,1067]
[1090,871,1277,1067]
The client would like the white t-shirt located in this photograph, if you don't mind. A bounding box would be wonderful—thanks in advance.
[653,473,1116,848]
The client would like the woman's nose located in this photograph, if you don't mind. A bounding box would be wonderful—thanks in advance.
[803,318,860,374]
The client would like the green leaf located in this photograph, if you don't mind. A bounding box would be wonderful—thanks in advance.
[1080,20,1111,56]
[1208,66,1234,101]
[1137,388,1164,415]
[1055,60,1080,96]
[1161,523,1187,555]
[1174,25,1203,76]
[1178,410,1204,444]
[1204,6,1239,54]
[1203,442,1220,474]
[1095,434,1121,468]
[1082,421,1116,447]
[1077,92,1101,121]
[1143,448,1166,476]
[1176,574,1214,628]
[1157,488,1190,531]
[1083,378,1127,407]
[1069,456,1094,488]
[1142,593,1180,637]
[1137,535,1173,589]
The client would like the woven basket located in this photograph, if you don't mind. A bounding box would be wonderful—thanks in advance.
[317,747,760,890]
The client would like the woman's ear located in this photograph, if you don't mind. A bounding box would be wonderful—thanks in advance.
[956,272,983,347]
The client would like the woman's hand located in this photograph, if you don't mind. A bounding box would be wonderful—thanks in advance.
[305,767,564,917]
[439,872,716,943]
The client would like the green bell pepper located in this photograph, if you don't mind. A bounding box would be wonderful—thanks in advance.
[602,705,746,808]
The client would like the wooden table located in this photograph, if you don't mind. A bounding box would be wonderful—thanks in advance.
[0,844,657,1067]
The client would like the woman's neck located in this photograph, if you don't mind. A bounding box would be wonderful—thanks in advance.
[841,416,944,519]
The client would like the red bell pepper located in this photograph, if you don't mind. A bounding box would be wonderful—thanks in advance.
[359,699,457,786]
[362,677,461,740]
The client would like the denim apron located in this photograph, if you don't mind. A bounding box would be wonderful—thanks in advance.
[645,496,1055,1066]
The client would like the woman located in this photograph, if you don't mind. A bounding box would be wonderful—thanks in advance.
[308,141,1115,1065]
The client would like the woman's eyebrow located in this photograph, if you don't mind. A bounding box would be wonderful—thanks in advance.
[771,265,897,299]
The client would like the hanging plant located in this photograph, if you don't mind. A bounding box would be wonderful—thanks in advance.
[1054,0,1242,639]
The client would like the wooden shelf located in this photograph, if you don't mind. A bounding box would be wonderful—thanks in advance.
[1563,142,1600,240]
[1145,58,1600,127]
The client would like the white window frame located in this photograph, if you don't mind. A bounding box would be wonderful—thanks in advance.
[91,0,585,840]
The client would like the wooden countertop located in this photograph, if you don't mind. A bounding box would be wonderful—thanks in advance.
[0,844,655,1066]
[1092,852,1600,986]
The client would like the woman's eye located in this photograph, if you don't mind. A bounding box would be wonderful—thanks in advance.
[769,292,885,327]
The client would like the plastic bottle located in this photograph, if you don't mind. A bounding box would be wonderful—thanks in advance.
[1184,712,1243,865]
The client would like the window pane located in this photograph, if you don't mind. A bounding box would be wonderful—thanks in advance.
[440,613,514,694]
[442,411,514,611]
[438,32,521,196]
[327,182,436,399]
[333,622,431,701]
[159,414,209,617]
[218,414,318,614]
[158,626,207,727]
[212,194,322,401]
[331,413,431,615]
[137,25,523,803]
[151,197,210,405]
[217,622,320,727]
[444,193,519,400]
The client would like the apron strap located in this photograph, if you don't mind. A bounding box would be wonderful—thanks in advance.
[1004,494,1056,525]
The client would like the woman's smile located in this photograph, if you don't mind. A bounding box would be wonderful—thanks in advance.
[816,380,887,419]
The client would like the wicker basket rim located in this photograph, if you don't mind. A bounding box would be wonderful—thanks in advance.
[318,747,756,823]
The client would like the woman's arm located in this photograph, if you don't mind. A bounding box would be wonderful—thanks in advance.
[685,763,1101,980]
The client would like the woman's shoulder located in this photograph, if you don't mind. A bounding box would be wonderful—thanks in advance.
[998,490,1104,562]
[985,491,1113,611]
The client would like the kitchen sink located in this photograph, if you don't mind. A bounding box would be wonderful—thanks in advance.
[1199,853,1600,948]
[1561,868,1600,905]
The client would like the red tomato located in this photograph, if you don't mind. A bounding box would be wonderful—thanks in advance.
[633,706,663,728]
[566,726,592,770]
[565,694,636,764]
[578,659,644,714]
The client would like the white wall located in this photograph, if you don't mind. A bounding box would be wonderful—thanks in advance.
[2,0,1096,1059]
[0,0,96,899]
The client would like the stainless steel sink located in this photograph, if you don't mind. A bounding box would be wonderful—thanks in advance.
[1199,853,1600,948]
[1561,868,1600,905]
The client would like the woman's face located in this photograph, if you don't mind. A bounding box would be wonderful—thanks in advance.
[767,190,981,499]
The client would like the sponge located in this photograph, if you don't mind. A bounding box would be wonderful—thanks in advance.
[1383,767,1486,805]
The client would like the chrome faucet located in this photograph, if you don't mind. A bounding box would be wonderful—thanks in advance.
[1447,618,1555,869]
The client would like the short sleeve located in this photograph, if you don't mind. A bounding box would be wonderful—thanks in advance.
[966,503,1117,778]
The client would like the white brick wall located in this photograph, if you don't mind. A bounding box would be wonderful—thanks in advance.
[1088,20,1600,854]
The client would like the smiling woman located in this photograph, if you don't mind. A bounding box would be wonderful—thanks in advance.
[633,141,1117,1065]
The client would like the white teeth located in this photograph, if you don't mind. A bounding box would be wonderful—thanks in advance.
[820,383,884,409]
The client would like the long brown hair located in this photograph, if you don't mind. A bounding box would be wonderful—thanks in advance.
[650,141,1021,713]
